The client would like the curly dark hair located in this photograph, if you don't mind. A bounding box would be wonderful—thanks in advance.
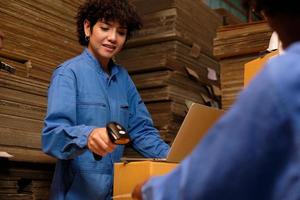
[76,0,142,46]
[243,0,300,16]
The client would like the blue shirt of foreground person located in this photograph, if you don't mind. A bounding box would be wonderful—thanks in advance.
[133,0,300,199]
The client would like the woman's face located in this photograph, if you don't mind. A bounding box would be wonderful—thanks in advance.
[84,20,127,67]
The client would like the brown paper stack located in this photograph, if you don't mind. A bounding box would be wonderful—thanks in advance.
[118,0,223,156]
[0,1,82,198]
[0,161,54,200]
[213,21,272,110]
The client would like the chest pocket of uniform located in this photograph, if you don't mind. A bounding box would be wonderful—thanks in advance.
[119,103,129,129]
[77,96,108,126]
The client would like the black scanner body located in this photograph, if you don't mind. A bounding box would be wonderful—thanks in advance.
[93,122,130,160]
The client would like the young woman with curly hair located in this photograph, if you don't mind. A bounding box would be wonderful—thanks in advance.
[42,1,169,199]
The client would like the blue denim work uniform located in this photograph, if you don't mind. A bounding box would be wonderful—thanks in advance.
[142,43,300,200]
[42,48,170,200]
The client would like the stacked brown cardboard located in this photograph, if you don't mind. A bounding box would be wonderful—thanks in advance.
[127,0,222,58]
[213,21,272,110]
[0,161,53,200]
[0,71,53,200]
[0,0,83,82]
[0,0,82,162]
[0,1,83,198]
[0,71,54,163]
[117,40,220,86]
[118,0,222,156]
[133,70,214,139]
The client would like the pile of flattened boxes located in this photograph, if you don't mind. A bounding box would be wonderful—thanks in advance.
[117,0,222,155]
[213,21,272,110]
[0,71,54,200]
[0,1,82,199]
[0,160,54,200]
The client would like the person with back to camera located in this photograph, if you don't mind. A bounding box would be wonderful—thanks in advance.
[132,0,300,199]
[41,0,170,199]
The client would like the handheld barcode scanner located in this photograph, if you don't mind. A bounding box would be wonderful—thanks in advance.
[93,122,130,161]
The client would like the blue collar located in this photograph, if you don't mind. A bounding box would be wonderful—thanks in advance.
[82,48,119,78]
[285,41,300,54]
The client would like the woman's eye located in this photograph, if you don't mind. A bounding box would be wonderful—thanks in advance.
[101,27,109,31]
[118,31,126,36]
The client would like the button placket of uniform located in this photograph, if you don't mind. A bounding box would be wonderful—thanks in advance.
[98,72,111,122]
[104,74,118,122]
[106,75,116,121]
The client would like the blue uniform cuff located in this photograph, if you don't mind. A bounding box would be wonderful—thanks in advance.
[75,125,97,148]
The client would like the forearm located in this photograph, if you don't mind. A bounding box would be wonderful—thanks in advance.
[42,124,95,159]
[131,131,170,158]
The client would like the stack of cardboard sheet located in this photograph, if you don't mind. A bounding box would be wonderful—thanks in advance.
[132,70,216,141]
[0,71,54,163]
[214,21,272,58]
[213,21,272,110]
[0,0,83,82]
[121,0,222,87]
[117,40,220,86]
[0,0,83,161]
[127,0,222,58]
[0,161,53,200]
[0,1,83,197]
[118,0,222,156]
[0,179,51,200]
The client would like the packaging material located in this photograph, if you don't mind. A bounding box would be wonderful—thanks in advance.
[113,161,177,200]
[114,103,224,199]
[244,50,279,87]
[213,21,273,110]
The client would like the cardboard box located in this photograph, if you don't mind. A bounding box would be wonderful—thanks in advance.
[113,103,224,199]
[244,50,278,87]
[113,161,177,200]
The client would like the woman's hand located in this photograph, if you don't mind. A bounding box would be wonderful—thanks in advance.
[88,128,116,157]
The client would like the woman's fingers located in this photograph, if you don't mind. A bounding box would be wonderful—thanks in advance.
[88,127,117,156]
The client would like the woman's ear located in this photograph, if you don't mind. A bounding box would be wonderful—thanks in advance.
[84,19,91,37]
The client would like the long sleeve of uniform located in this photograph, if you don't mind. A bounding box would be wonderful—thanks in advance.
[42,66,95,160]
[142,43,300,200]
[126,75,170,158]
